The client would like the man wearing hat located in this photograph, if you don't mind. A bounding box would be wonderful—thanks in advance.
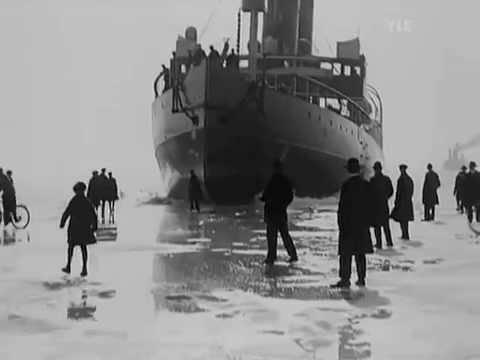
[464,161,480,223]
[454,165,468,214]
[391,164,414,240]
[331,158,373,288]
[369,161,394,249]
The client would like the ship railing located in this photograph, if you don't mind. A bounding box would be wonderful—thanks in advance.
[256,70,382,144]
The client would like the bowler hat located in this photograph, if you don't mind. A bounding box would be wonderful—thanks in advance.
[373,161,382,170]
[346,158,360,173]
[399,164,408,170]
[470,161,477,168]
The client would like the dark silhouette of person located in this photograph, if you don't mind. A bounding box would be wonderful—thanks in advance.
[422,163,441,221]
[226,49,240,70]
[60,182,98,277]
[260,160,298,265]
[87,171,100,212]
[391,164,414,240]
[464,161,480,223]
[220,40,230,64]
[188,170,202,212]
[208,45,221,69]
[369,161,394,249]
[107,172,119,224]
[331,158,373,289]
[0,168,18,226]
[454,166,467,214]
[98,168,110,224]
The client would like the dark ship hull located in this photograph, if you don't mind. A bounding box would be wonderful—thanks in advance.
[152,64,383,204]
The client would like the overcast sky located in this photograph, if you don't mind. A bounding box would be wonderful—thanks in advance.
[0,0,477,199]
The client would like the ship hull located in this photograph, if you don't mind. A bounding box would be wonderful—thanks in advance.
[153,79,383,204]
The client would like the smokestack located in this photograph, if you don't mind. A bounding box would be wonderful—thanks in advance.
[298,0,313,55]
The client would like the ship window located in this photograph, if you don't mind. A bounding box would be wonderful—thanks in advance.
[333,63,342,76]
[344,65,351,76]
[320,62,332,70]
[354,66,361,77]
[319,98,326,108]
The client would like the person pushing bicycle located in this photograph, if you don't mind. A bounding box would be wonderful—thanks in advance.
[0,168,19,226]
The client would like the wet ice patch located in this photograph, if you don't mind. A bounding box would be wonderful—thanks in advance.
[423,258,444,265]
[42,277,88,291]
[0,314,64,334]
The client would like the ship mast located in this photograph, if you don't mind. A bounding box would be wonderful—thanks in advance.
[242,0,265,79]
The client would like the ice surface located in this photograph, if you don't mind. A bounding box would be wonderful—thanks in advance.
[1,191,480,359]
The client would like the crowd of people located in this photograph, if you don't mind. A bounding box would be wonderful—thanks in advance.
[454,161,480,223]
[86,168,119,225]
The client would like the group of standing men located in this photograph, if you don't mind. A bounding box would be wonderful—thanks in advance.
[454,161,480,223]
[86,168,119,225]
[258,157,445,289]
[0,168,17,227]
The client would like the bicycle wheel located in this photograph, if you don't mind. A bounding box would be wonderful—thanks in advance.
[12,204,30,230]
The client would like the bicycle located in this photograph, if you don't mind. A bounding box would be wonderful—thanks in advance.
[3,204,31,230]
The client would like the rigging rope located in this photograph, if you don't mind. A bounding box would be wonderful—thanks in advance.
[199,0,225,41]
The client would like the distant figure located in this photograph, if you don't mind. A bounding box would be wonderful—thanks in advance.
[98,168,110,224]
[464,161,480,223]
[226,49,240,70]
[60,182,98,277]
[107,172,119,224]
[0,168,18,226]
[422,163,441,221]
[220,40,230,63]
[87,171,100,211]
[391,164,414,240]
[454,166,468,214]
[369,161,394,249]
[188,170,202,212]
[331,158,373,289]
[208,45,221,68]
[260,160,298,265]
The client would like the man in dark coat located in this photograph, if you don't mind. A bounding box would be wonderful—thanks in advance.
[260,160,298,265]
[464,161,480,223]
[369,161,394,249]
[87,171,100,211]
[188,170,202,212]
[0,168,18,226]
[391,164,414,240]
[422,163,441,221]
[107,172,119,224]
[60,182,98,277]
[454,166,467,214]
[331,158,373,289]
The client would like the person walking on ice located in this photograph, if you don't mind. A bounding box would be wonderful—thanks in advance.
[60,182,98,277]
